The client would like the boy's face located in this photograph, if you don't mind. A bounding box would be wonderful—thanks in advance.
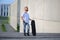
[24,7,28,12]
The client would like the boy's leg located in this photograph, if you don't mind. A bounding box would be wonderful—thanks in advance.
[23,23,26,36]
[27,23,30,36]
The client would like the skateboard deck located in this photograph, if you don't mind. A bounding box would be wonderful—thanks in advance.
[31,20,36,36]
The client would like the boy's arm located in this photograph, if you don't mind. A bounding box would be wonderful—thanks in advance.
[21,16,23,20]
[21,13,24,21]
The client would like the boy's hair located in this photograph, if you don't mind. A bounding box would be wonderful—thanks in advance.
[24,6,28,11]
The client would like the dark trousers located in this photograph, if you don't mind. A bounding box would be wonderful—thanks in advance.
[23,21,30,34]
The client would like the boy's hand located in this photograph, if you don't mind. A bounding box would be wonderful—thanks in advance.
[29,18,32,21]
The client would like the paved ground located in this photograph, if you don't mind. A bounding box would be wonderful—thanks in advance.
[0,24,2,32]
[0,32,60,40]
[0,38,60,40]
[0,24,16,32]
[5,24,16,32]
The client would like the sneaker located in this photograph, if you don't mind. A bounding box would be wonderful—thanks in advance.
[24,33,26,36]
[27,33,30,36]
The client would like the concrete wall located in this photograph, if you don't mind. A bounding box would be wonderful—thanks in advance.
[28,0,60,33]
[9,0,60,33]
[20,0,60,33]
[10,0,17,30]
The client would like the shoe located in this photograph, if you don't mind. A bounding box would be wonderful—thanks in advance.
[27,33,30,36]
[24,33,26,36]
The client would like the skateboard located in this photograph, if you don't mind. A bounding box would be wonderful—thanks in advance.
[31,20,36,36]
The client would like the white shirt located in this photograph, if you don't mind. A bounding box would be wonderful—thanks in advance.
[21,12,30,23]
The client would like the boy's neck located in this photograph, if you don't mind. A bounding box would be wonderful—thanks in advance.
[25,11,28,13]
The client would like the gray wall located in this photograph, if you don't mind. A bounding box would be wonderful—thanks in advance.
[10,0,17,30]
[20,0,60,33]
[10,0,60,33]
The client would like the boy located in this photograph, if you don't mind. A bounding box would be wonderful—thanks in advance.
[21,6,31,36]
